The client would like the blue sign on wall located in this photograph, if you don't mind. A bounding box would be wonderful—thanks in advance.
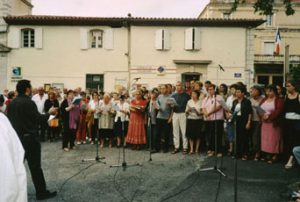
[234,73,242,78]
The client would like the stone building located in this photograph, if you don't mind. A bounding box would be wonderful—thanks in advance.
[199,0,300,86]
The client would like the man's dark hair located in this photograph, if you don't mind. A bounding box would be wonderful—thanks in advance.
[229,84,238,90]
[67,90,74,95]
[16,79,31,95]
[205,80,212,85]
[235,84,247,94]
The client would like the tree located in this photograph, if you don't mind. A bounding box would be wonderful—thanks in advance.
[289,65,300,90]
[230,0,295,16]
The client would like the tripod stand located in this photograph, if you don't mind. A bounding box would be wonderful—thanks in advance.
[148,115,153,162]
[82,126,106,164]
[234,117,238,202]
[110,118,142,170]
[199,66,226,177]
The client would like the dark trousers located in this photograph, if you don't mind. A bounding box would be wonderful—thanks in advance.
[250,121,261,154]
[62,127,76,148]
[48,126,59,141]
[235,118,249,157]
[22,135,47,195]
[38,118,48,141]
[284,119,300,157]
[206,120,224,153]
[156,118,171,152]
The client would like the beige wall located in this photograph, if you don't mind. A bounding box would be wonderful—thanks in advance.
[7,26,128,91]
[199,4,300,55]
[6,24,251,91]
[131,26,247,87]
[11,0,32,16]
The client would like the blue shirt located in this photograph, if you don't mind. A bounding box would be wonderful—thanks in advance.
[157,94,172,120]
[172,92,190,113]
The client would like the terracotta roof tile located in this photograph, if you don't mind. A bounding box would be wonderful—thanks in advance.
[4,15,265,27]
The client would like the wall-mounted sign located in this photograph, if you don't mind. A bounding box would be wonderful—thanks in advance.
[11,67,22,80]
[12,67,22,77]
[234,73,242,78]
[157,66,166,75]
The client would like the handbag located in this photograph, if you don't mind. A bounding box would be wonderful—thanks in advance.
[49,118,59,128]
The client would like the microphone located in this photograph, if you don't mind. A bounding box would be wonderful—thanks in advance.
[219,65,225,72]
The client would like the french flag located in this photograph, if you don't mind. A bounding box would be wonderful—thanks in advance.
[274,28,281,55]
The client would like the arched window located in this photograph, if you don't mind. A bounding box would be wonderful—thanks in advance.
[21,28,35,48]
[90,29,103,48]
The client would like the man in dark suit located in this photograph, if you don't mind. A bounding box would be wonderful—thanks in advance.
[7,79,57,200]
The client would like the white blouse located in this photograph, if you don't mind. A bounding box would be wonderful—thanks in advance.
[114,102,130,122]
[185,99,202,120]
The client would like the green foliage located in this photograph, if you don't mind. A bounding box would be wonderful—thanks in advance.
[230,0,295,16]
[289,65,300,90]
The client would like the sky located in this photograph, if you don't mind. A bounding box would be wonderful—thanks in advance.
[31,0,209,18]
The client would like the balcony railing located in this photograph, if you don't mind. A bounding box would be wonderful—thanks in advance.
[254,54,300,64]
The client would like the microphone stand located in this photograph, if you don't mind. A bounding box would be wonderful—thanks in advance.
[148,111,153,161]
[110,110,142,170]
[231,111,239,202]
[82,127,106,164]
[199,66,226,177]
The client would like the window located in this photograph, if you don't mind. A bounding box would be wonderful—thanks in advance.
[86,74,104,90]
[155,29,170,50]
[21,28,35,48]
[90,30,103,48]
[185,27,200,50]
[266,15,273,27]
[264,42,274,55]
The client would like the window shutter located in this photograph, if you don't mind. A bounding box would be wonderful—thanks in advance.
[104,28,114,50]
[163,29,171,50]
[7,27,20,49]
[155,29,163,50]
[193,28,201,50]
[185,28,193,50]
[35,27,43,49]
[80,28,89,50]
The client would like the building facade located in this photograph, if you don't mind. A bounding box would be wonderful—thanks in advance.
[0,0,32,92]
[199,0,300,86]
[3,16,263,92]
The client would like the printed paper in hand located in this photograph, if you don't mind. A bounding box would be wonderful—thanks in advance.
[254,105,266,114]
[48,115,56,122]
[113,104,120,112]
[217,99,231,112]
[72,97,82,105]
[166,98,178,106]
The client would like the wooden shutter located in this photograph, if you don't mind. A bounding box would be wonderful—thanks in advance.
[104,28,114,50]
[163,29,171,50]
[35,27,43,49]
[185,28,193,50]
[80,28,89,50]
[193,28,201,50]
[7,27,20,49]
[155,29,163,50]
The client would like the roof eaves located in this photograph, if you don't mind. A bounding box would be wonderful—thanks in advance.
[20,0,34,8]
[3,15,265,28]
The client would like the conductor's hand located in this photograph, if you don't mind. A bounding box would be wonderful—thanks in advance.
[48,107,57,115]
